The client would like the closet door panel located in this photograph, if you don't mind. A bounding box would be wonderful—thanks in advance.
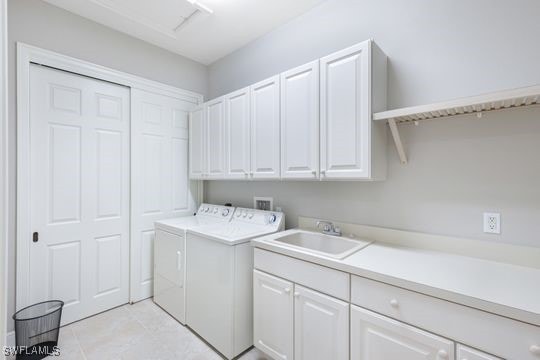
[131,89,198,302]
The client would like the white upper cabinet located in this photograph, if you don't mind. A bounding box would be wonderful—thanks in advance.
[189,105,206,179]
[250,75,281,179]
[320,39,387,180]
[188,40,387,181]
[281,61,320,179]
[225,87,251,179]
[206,97,226,178]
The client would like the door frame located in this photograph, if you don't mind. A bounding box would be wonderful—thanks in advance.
[1,0,8,345]
[16,43,203,310]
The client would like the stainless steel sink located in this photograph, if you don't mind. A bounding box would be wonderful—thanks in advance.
[271,230,371,259]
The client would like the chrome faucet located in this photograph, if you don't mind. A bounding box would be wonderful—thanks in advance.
[316,220,342,236]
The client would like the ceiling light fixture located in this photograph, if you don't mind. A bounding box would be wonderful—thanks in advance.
[173,0,213,32]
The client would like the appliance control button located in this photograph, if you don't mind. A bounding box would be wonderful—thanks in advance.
[205,207,210,212]
[248,213,254,219]
[268,214,277,223]
[222,208,230,216]
[213,208,218,213]
[235,211,241,217]
[242,211,248,218]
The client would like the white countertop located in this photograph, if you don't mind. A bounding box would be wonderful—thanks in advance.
[252,229,540,326]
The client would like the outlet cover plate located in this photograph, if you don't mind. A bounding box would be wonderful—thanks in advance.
[483,212,501,234]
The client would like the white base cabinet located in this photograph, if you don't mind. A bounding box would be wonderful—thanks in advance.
[253,270,294,360]
[457,345,502,360]
[350,305,454,360]
[253,248,540,360]
[253,269,348,360]
[294,285,348,360]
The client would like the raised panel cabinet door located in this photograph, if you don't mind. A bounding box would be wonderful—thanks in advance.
[250,75,281,179]
[253,270,293,360]
[350,305,455,360]
[294,285,348,360]
[320,40,371,179]
[281,61,319,179]
[131,88,198,302]
[189,105,206,179]
[206,97,226,178]
[225,87,251,179]
[457,345,502,360]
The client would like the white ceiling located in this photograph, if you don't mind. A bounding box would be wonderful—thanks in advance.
[43,0,326,65]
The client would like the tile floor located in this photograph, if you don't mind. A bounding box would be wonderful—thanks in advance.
[12,300,269,360]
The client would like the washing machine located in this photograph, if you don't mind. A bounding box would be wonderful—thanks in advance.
[153,203,235,324]
[185,207,284,359]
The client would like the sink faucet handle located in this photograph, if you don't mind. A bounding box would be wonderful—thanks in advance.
[316,220,332,229]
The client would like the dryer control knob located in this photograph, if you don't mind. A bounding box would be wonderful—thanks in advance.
[268,214,277,224]
[222,208,230,216]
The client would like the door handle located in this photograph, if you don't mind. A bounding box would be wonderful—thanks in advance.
[33,232,39,243]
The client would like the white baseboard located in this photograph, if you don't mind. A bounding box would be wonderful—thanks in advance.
[5,331,14,347]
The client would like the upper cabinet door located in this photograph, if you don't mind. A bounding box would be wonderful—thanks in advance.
[320,40,371,180]
[250,75,281,179]
[189,105,206,179]
[206,97,226,178]
[225,87,251,180]
[281,61,319,180]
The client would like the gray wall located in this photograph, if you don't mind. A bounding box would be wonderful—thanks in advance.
[205,0,540,247]
[6,0,208,331]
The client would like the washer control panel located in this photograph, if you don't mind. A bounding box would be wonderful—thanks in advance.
[196,203,235,220]
[232,207,284,229]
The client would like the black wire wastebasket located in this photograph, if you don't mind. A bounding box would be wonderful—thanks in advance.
[12,300,64,360]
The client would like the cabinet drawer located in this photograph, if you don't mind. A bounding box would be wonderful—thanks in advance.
[457,344,502,360]
[351,305,454,360]
[351,275,540,360]
[254,248,349,301]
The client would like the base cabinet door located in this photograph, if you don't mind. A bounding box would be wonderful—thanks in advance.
[457,345,502,360]
[294,285,348,360]
[253,270,293,360]
[351,305,454,360]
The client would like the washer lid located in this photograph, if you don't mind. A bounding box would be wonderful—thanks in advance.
[188,223,278,245]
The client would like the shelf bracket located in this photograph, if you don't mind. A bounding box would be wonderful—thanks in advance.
[388,118,408,164]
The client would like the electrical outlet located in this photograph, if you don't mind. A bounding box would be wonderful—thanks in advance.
[254,197,273,211]
[483,213,501,234]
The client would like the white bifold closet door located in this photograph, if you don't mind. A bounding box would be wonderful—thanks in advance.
[29,65,130,325]
[131,89,198,302]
